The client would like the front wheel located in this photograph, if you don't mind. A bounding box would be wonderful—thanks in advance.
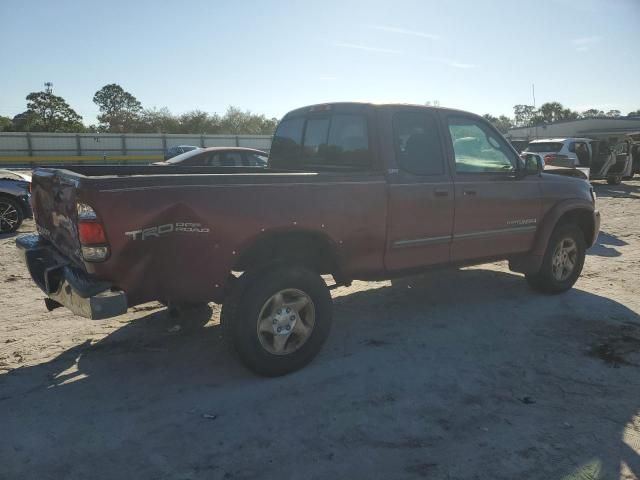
[526,223,586,294]
[222,265,332,376]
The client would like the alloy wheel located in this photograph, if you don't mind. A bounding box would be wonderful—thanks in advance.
[256,288,316,355]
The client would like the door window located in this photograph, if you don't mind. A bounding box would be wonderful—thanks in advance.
[245,152,268,166]
[448,117,516,173]
[574,142,590,165]
[222,152,242,166]
[393,112,445,175]
[206,152,222,166]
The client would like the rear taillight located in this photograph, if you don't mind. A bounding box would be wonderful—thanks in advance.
[77,203,109,262]
[78,222,107,244]
[543,154,556,164]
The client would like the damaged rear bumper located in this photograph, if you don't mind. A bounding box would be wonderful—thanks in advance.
[15,233,127,320]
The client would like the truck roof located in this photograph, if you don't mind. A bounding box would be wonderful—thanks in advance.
[282,102,477,119]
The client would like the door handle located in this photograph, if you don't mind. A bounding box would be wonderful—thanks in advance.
[434,189,449,197]
[463,189,477,196]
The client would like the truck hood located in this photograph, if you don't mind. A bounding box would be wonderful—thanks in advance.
[543,165,589,180]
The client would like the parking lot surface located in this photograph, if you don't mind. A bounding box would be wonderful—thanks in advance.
[1,180,640,480]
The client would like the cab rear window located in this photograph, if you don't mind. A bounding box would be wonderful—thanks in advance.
[525,142,563,153]
[270,117,305,164]
[270,114,370,169]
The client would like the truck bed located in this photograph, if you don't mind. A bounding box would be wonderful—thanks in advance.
[29,165,388,306]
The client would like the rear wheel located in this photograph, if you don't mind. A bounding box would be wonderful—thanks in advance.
[526,223,586,294]
[0,197,23,233]
[221,265,332,376]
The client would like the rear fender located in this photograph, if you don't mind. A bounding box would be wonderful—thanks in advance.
[233,227,341,277]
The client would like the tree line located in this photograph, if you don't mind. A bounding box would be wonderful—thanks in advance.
[483,102,640,134]
[1,84,639,135]
[0,84,279,135]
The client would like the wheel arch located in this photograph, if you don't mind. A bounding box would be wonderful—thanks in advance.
[511,200,596,275]
[533,200,596,257]
[232,228,342,279]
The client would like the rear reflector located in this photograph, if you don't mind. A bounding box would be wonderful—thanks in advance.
[78,221,107,245]
[81,245,109,262]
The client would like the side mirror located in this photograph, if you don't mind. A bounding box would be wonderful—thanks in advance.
[521,154,543,175]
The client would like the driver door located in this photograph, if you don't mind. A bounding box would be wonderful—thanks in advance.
[441,113,542,261]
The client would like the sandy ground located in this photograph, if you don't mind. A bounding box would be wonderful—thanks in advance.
[1,180,640,480]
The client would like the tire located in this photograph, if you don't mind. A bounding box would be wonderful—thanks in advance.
[607,176,622,185]
[222,265,332,376]
[526,223,586,294]
[0,196,24,233]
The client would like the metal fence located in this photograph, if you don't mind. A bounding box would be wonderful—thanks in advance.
[0,132,273,167]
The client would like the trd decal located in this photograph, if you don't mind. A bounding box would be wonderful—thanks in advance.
[125,222,210,241]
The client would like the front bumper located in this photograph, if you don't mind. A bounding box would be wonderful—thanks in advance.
[15,234,127,320]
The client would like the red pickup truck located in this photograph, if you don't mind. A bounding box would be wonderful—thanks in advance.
[17,103,600,376]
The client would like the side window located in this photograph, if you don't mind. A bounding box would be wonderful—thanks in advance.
[393,111,445,175]
[207,153,222,166]
[614,142,629,155]
[183,152,205,166]
[447,117,516,173]
[568,142,576,153]
[245,153,268,166]
[222,152,242,166]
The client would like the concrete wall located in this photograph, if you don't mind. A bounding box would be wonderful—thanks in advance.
[0,132,272,167]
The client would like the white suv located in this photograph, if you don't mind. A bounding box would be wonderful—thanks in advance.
[524,137,635,184]
[524,138,591,168]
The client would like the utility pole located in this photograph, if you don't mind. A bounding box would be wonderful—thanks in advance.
[532,83,536,108]
[44,82,53,94]
[532,84,538,139]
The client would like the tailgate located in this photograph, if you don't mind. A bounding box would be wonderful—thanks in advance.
[30,169,83,264]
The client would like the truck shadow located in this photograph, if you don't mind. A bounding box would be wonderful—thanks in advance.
[2,268,640,479]
[593,180,640,199]
[588,231,627,257]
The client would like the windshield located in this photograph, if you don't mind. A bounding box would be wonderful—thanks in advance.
[165,148,203,164]
[525,142,563,153]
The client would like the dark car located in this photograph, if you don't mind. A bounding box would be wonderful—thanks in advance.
[164,145,200,160]
[0,169,32,233]
[155,147,269,167]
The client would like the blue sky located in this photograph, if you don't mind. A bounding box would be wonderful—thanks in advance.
[1,0,638,124]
